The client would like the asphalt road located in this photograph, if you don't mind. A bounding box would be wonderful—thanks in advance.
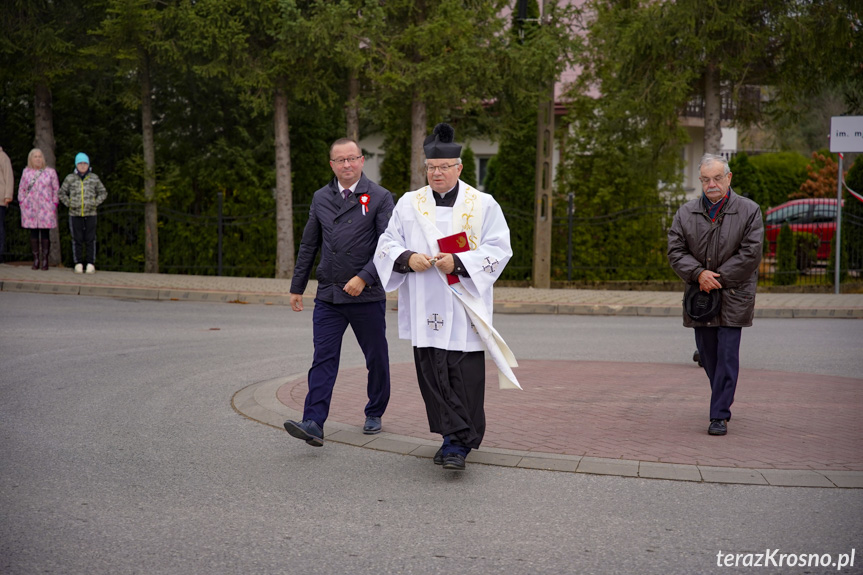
[1,292,861,575]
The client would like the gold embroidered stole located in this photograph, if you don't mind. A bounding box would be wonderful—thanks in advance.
[411,183,482,249]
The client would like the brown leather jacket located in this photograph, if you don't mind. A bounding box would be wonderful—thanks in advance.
[668,190,763,327]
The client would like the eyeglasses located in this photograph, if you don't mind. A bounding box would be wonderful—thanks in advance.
[330,155,363,165]
[699,175,727,185]
[426,163,460,174]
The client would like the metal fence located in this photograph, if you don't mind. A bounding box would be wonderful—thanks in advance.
[761,197,862,287]
[1,200,293,277]
[3,197,861,287]
[548,196,863,287]
[552,195,680,283]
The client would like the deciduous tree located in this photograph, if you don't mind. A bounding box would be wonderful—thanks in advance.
[794,151,842,200]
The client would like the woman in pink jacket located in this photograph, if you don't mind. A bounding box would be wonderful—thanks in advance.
[18,148,59,270]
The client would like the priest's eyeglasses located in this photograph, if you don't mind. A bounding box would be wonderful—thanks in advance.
[331,155,363,165]
[426,163,460,174]
[699,175,727,185]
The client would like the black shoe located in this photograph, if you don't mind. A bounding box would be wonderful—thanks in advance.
[708,419,727,436]
[362,416,382,435]
[433,447,444,465]
[442,453,466,470]
[284,419,324,447]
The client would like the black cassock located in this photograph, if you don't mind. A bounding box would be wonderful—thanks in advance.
[413,347,486,449]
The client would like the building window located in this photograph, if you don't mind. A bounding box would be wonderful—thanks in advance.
[478,157,490,190]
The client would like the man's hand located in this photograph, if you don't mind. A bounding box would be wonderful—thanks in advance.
[290,293,303,312]
[698,270,722,292]
[343,275,367,296]
[409,253,434,272]
[3,198,11,206]
[433,253,455,274]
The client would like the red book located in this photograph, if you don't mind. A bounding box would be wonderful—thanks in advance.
[437,231,470,285]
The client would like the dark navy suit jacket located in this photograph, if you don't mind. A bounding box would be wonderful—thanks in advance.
[290,173,395,304]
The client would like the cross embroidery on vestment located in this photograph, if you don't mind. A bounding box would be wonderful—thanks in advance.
[427,313,444,331]
[482,257,499,273]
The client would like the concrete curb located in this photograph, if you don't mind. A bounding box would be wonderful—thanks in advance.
[5,278,863,318]
[231,377,863,489]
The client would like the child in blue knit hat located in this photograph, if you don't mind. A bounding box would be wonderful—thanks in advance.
[58,153,107,274]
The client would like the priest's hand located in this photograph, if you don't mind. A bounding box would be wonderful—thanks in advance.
[409,253,434,272]
[343,275,367,296]
[290,293,303,312]
[433,253,455,274]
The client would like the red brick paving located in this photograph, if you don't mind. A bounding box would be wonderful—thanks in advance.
[277,360,863,471]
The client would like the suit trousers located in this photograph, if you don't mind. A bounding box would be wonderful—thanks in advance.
[694,326,743,421]
[303,298,390,428]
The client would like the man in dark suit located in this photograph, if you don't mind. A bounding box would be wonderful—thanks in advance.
[284,138,394,447]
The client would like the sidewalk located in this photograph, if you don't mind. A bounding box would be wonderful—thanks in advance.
[236,363,863,489]
[3,263,863,317]
[6,263,863,488]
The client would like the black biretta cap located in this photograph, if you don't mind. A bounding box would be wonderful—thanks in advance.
[423,123,462,159]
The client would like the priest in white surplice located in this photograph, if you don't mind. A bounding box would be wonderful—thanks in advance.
[375,123,520,471]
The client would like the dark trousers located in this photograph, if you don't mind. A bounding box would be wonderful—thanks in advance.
[694,326,742,421]
[303,298,390,427]
[69,215,97,265]
[0,205,6,263]
[413,347,486,450]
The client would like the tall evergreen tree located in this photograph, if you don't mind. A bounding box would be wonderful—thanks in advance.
[482,0,543,277]
[749,152,809,209]
[179,0,336,278]
[775,221,797,285]
[484,0,580,280]
[88,0,174,273]
[367,0,508,190]
[0,0,102,265]
[728,152,764,203]
[315,0,383,141]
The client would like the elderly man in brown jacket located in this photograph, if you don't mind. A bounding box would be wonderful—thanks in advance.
[0,147,13,263]
[668,153,763,436]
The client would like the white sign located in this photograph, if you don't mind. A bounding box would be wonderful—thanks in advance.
[830,116,863,152]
